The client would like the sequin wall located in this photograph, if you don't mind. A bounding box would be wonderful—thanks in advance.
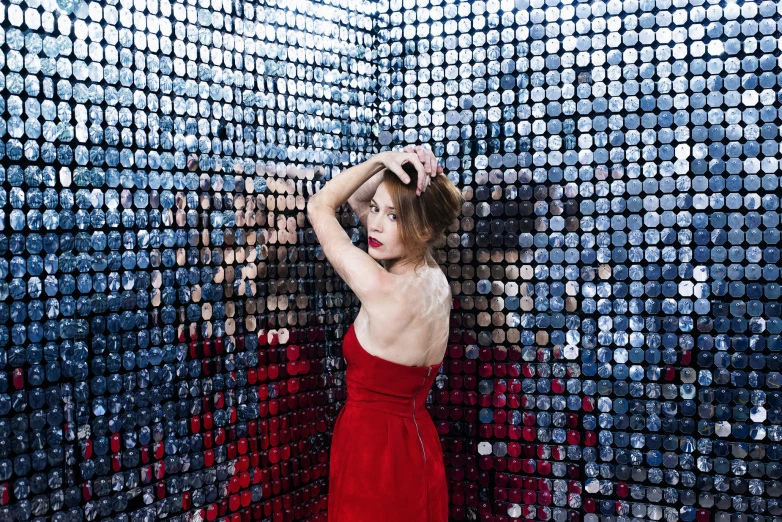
[376,0,782,521]
[0,0,377,520]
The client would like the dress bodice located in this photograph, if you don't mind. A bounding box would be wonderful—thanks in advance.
[341,323,443,418]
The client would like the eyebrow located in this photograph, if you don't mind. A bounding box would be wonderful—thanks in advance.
[371,199,394,210]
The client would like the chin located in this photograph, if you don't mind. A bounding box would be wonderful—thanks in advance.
[368,249,398,262]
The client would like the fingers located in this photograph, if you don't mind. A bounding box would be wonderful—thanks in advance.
[418,146,439,194]
[386,163,411,184]
[398,146,442,195]
[426,150,436,178]
[414,145,435,177]
[414,146,430,176]
[405,154,427,195]
[420,175,429,193]
[426,148,437,177]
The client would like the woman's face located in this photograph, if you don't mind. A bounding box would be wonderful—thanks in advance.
[367,182,407,262]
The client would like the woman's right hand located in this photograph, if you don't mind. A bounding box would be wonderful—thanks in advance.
[377,150,427,196]
[401,145,443,195]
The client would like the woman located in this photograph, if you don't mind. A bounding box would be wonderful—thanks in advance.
[307,146,463,521]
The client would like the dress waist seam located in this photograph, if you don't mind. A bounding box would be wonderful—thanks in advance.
[344,399,431,420]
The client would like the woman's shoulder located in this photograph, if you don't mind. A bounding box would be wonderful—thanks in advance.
[388,264,449,292]
[378,267,449,316]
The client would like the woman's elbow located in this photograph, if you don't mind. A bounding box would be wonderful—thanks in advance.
[306,196,328,218]
[307,194,321,212]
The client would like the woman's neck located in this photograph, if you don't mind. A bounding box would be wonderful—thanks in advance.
[384,251,435,275]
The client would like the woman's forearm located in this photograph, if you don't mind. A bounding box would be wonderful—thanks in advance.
[309,152,387,210]
[348,170,385,207]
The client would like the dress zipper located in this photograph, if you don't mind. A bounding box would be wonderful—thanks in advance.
[413,366,432,462]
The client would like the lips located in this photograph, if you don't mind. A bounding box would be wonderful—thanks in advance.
[368,237,383,248]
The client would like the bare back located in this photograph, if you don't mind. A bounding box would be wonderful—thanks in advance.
[352,263,451,368]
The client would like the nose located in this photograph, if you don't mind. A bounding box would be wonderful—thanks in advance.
[369,215,382,233]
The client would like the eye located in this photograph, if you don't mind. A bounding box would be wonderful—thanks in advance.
[370,204,378,212]
[389,213,396,221]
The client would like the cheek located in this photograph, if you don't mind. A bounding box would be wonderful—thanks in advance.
[389,225,404,248]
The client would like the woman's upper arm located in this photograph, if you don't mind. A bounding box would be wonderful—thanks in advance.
[307,200,390,302]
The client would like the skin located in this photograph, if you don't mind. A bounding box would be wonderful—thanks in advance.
[365,182,412,270]
[306,147,452,367]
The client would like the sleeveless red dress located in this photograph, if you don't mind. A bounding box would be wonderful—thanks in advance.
[328,323,448,522]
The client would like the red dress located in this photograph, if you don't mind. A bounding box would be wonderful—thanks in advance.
[328,323,448,522]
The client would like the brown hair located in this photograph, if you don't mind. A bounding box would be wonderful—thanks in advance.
[381,161,464,270]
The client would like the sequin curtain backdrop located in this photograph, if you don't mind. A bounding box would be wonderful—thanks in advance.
[0,0,377,520]
[375,0,782,521]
